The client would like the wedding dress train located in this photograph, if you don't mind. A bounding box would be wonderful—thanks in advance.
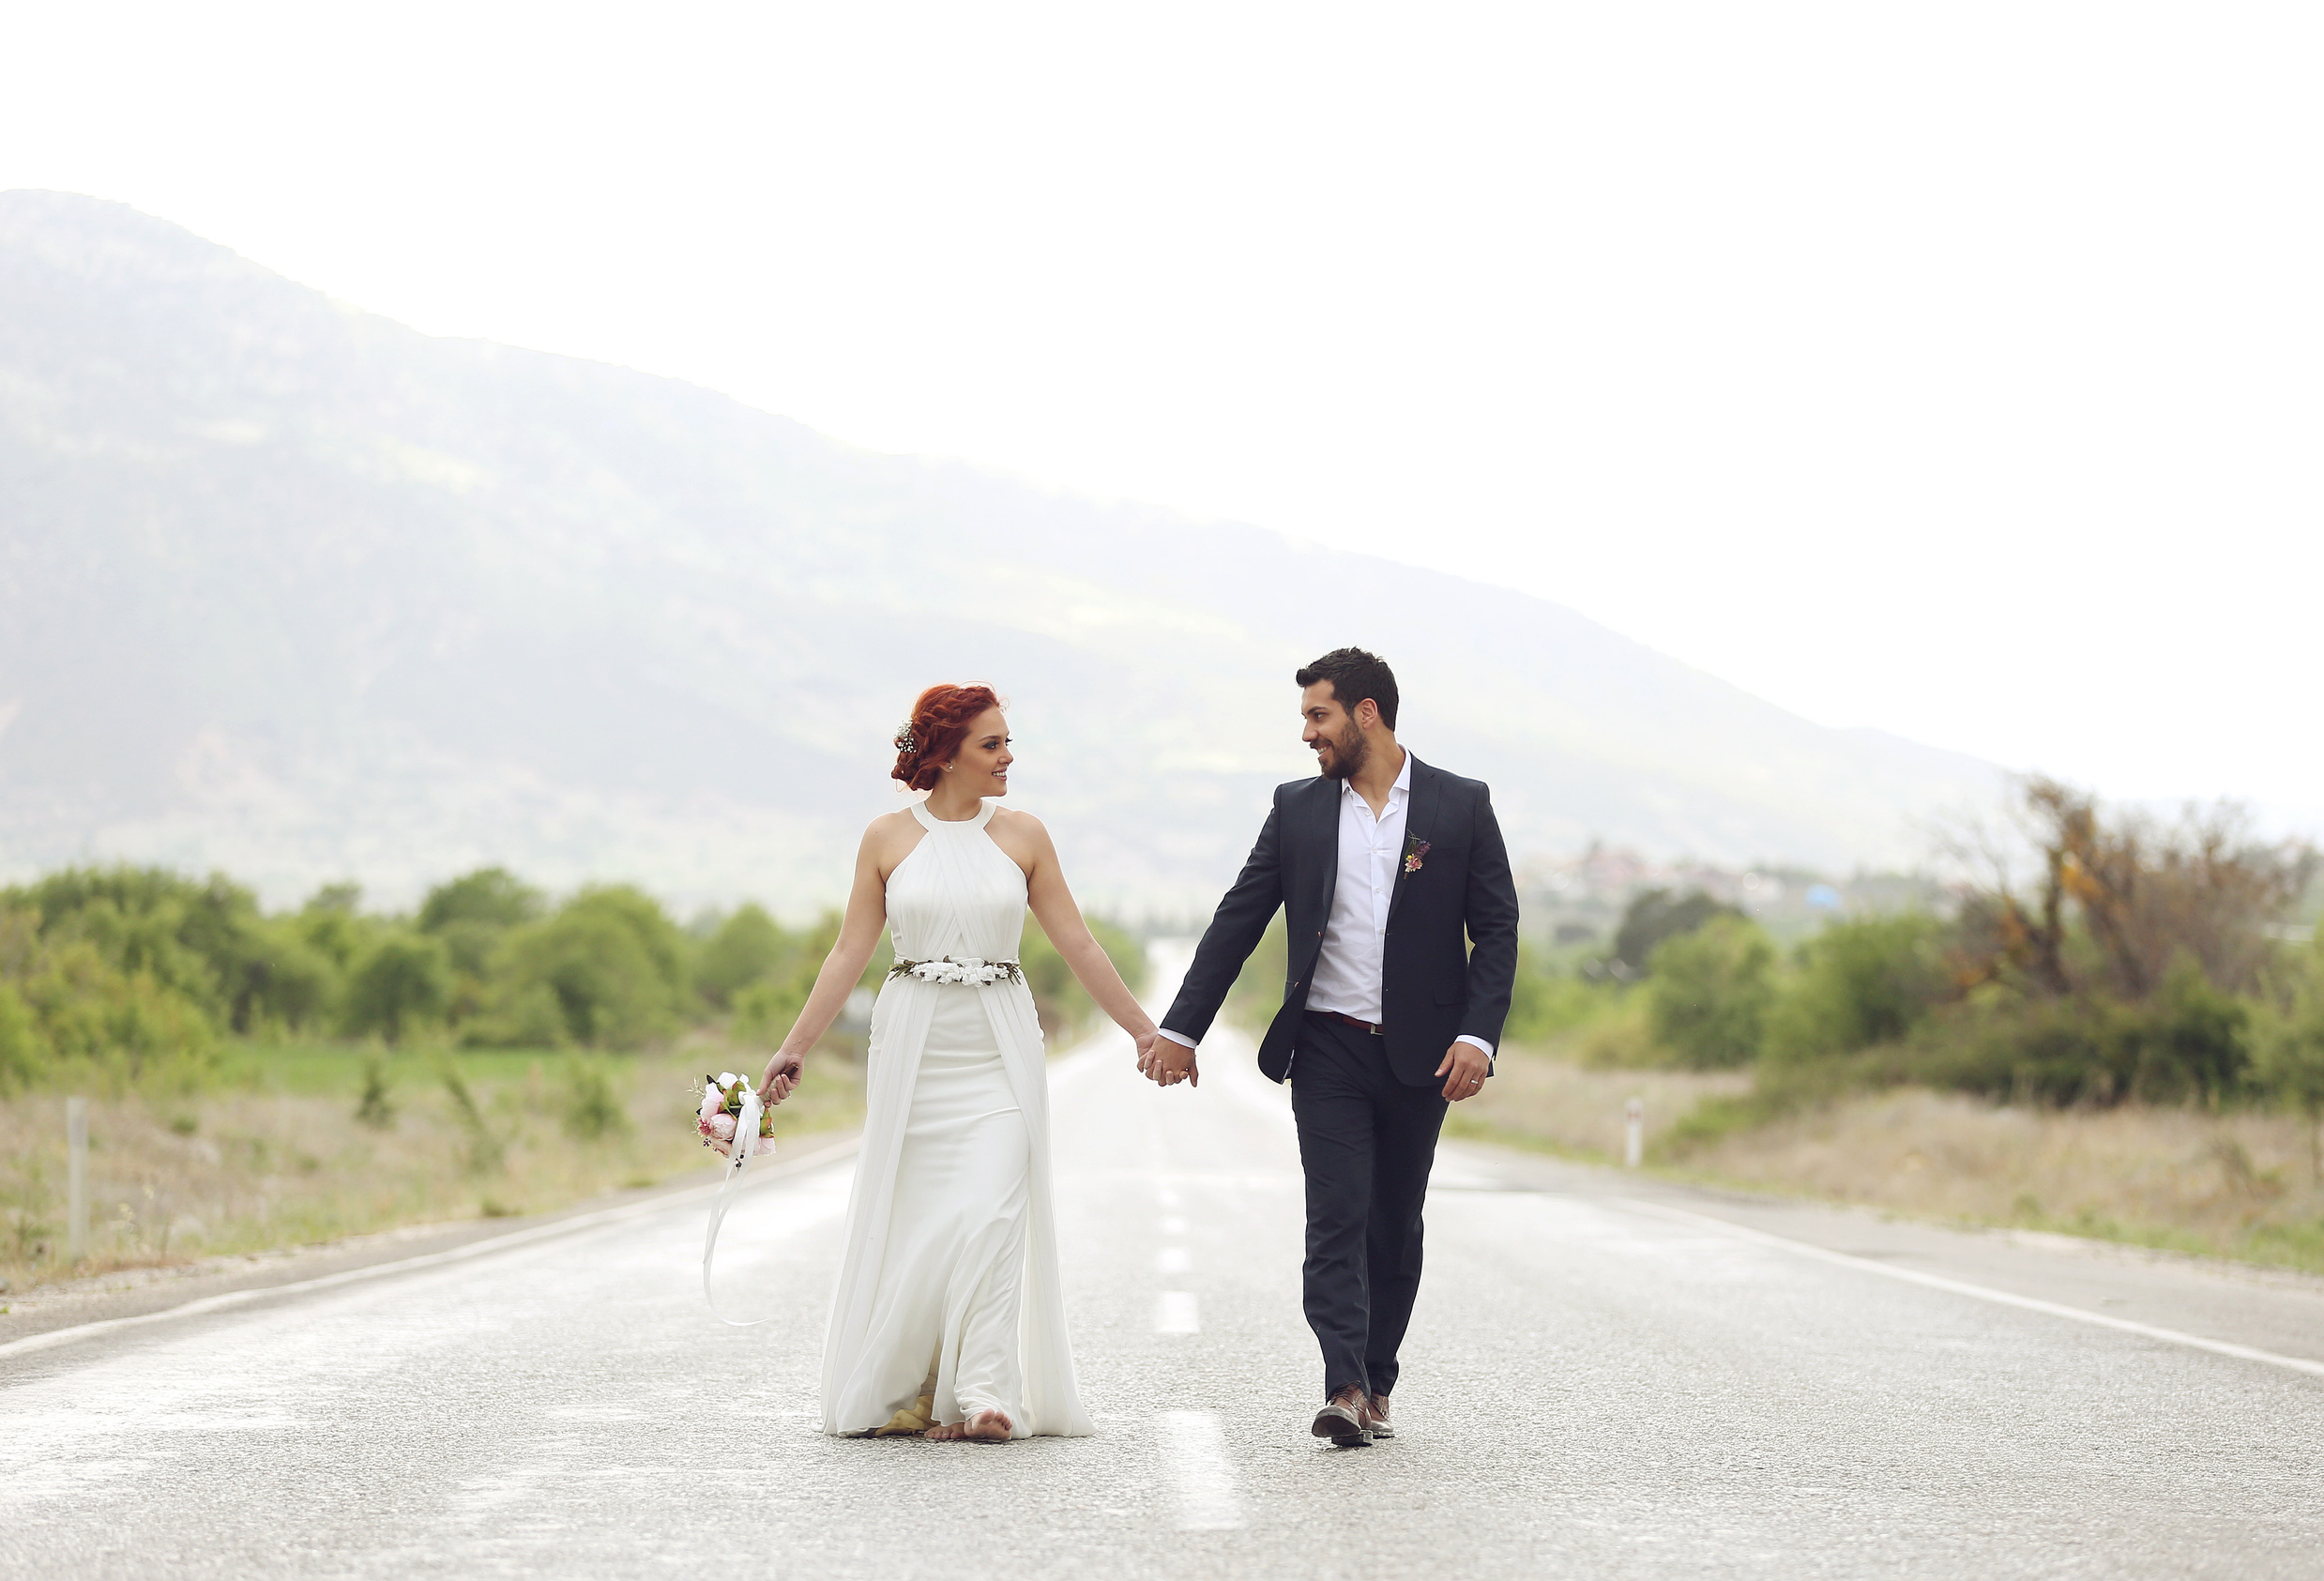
[821,798,1093,1438]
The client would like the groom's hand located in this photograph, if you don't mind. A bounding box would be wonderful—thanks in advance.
[1145,1035,1199,1087]
[1436,1042,1489,1102]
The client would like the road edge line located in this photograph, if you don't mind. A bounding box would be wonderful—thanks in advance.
[0,1133,863,1363]
[1618,1196,2324,1380]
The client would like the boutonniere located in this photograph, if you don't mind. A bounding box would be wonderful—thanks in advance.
[1402,836,1431,874]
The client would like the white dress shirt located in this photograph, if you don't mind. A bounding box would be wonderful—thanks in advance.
[1161,748,1493,1059]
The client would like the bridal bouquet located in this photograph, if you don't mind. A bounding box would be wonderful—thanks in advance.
[696,1072,778,1160]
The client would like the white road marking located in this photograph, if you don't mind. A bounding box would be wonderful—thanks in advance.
[1156,1247,1191,1274]
[1155,1291,1200,1334]
[1623,1198,2324,1379]
[1159,1411,1245,1530]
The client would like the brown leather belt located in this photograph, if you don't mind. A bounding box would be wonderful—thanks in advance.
[1317,1011,1383,1036]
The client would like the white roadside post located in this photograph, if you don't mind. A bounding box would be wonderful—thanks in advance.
[1623,1097,1644,1169]
[66,1095,89,1260]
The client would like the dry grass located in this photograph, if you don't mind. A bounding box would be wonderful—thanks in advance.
[0,1037,863,1296]
[1458,1040,2324,1275]
[1447,1044,1750,1162]
[1672,1087,2324,1271]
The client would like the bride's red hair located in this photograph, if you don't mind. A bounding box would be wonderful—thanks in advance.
[890,684,1004,792]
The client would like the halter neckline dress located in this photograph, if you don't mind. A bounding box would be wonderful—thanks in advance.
[821,798,1092,1437]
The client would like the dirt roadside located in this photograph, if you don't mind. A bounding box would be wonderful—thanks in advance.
[0,1132,863,1354]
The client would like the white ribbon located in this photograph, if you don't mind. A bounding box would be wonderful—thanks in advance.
[701,1085,779,1327]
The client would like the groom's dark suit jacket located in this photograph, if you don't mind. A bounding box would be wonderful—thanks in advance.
[1162,754,1521,1087]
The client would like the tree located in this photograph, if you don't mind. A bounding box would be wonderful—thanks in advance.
[418,868,546,997]
[1766,913,1953,1063]
[495,896,684,1049]
[2256,936,2324,1180]
[1613,889,1739,974]
[1957,778,2314,1001]
[1646,917,1774,1069]
[696,904,791,1009]
[418,868,543,934]
[343,933,452,1043]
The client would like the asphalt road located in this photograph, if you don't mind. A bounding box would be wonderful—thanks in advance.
[7,959,2324,1579]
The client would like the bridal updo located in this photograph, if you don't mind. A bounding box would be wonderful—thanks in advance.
[890,684,1003,792]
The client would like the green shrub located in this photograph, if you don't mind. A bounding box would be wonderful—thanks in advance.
[463,981,572,1050]
[343,932,453,1043]
[355,1055,396,1129]
[732,974,811,1049]
[1913,959,2251,1108]
[418,868,543,934]
[1916,991,2141,1106]
[560,1057,630,1141]
[1021,915,1148,1041]
[696,904,792,1009]
[13,939,218,1089]
[1766,913,1953,1064]
[565,887,691,1001]
[1224,920,1289,1028]
[1647,917,1775,1069]
[5,866,281,1031]
[0,981,39,1092]
[1613,889,1739,972]
[494,890,689,1049]
[2254,935,2324,1178]
[2136,952,2251,1102]
[245,918,342,1033]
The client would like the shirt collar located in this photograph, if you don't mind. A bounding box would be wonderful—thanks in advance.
[1339,747,1413,806]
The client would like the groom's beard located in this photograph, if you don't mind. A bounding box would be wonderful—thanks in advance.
[1317,722,1367,781]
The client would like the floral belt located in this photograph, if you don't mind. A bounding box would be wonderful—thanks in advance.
[886,955,1025,987]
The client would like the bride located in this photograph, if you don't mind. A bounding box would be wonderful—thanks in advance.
[758,683,1159,1441]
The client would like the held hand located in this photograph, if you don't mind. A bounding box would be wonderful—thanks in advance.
[1147,1035,1199,1087]
[1435,1042,1490,1102]
[759,1048,804,1107]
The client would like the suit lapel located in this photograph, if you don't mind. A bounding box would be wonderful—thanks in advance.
[1388,754,1437,923]
[1308,775,1341,925]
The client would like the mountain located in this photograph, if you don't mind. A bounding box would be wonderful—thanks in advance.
[0,190,2000,916]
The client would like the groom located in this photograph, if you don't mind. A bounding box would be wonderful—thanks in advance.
[1143,647,1518,1447]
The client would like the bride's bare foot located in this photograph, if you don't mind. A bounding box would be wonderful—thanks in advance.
[926,1410,1012,1441]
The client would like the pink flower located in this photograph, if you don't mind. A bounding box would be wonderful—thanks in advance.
[709,1113,737,1143]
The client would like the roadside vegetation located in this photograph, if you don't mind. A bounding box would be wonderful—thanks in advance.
[1237,778,2324,1273]
[0,864,1144,1294]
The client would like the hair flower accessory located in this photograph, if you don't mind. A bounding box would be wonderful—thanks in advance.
[893,720,919,753]
[1402,835,1431,874]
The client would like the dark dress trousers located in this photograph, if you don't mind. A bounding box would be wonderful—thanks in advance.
[1162,755,1520,1396]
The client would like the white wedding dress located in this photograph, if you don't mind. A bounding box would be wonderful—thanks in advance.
[821,798,1093,1438]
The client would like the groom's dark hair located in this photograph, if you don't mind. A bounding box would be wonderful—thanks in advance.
[1296,647,1399,731]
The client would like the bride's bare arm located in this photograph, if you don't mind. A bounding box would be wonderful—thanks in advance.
[1015,814,1160,1054]
[759,828,891,1104]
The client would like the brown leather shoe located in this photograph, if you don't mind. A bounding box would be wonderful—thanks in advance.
[1359,1391,1395,1439]
[1311,1385,1373,1447]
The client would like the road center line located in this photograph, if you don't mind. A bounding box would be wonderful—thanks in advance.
[1159,1410,1245,1530]
[1620,1197,2324,1379]
[1155,1292,1200,1334]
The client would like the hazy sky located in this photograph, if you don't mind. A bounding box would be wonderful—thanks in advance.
[5,3,2318,823]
